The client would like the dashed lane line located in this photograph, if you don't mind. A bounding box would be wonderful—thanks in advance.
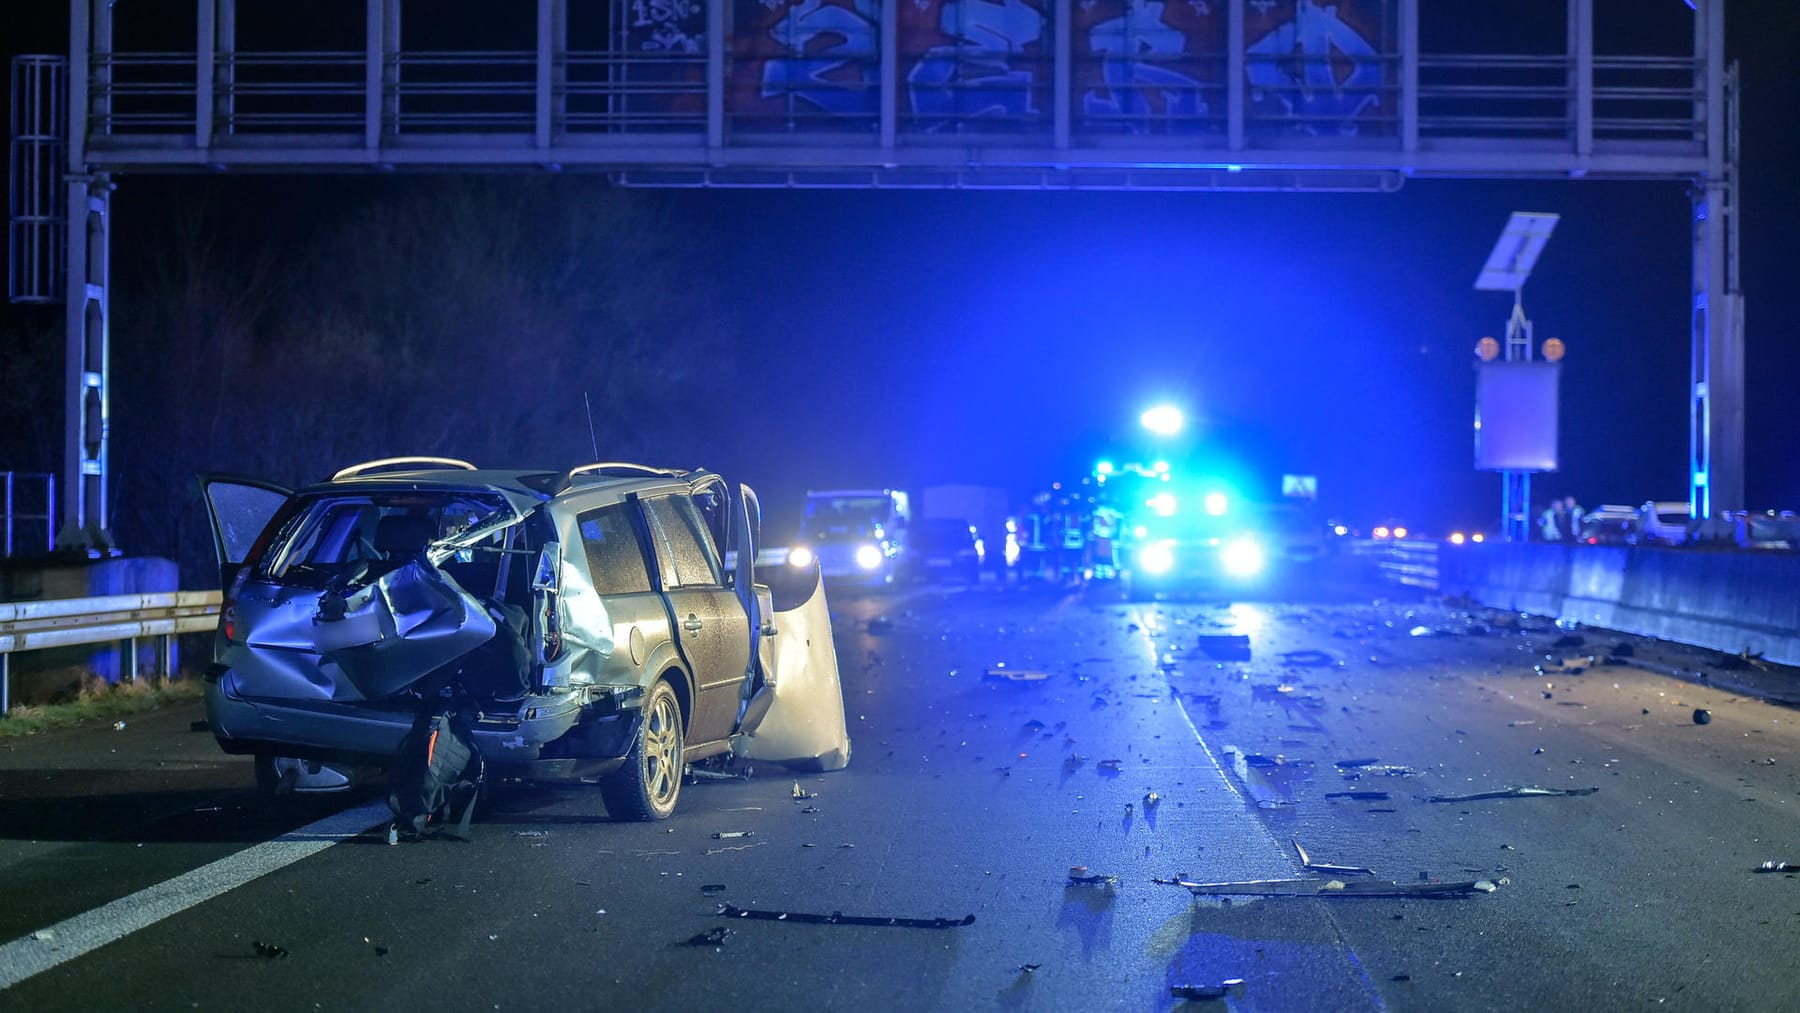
[0,800,390,990]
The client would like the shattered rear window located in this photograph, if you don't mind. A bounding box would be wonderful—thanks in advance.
[258,492,518,591]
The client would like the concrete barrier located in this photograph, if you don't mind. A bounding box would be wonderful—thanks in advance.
[1438,542,1800,666]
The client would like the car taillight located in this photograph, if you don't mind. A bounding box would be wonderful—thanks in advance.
[221,568,250,643]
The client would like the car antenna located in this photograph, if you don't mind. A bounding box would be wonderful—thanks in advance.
[583,392,600,461]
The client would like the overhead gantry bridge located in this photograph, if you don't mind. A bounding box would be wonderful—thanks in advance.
[7,0,1738,542]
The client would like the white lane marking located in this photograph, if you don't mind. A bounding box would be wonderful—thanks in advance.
[0,800,389,990]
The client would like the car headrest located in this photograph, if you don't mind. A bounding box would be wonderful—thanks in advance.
[374,512,435,556]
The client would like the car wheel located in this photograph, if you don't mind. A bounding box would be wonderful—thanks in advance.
[602,678,684,821]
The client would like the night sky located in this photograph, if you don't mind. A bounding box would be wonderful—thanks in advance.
[2,3,1796,542]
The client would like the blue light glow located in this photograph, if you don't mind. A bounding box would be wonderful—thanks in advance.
[1138,540,1176,575]
[1203,492,1228,516]
[1221,538,1264,577]
[1140,405,1184,436]
[1147,492,1178,517]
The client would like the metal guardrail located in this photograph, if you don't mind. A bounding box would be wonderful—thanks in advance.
[1353,538,1441,592]
[0,590,221,715]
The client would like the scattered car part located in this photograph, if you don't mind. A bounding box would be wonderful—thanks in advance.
[717,904,973,928]
[1425,786,1598,803]
[1293,839,1375,876]
[1171,981,1244,1000]
[1066,866,1120,886]
[1165,877,1502,897]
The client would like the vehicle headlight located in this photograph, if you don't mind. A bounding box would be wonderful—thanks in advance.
[1138,541,1175,576]
[789,545,814,568]
[854,544,884,570]
[1221,538,1264,577]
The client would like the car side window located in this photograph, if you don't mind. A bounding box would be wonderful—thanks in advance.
[644,495,722,588]
[578,503,653,595]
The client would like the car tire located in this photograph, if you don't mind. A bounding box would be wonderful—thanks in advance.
[602,678,684,821]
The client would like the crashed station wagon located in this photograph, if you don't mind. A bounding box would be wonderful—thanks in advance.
[199,458,848,820]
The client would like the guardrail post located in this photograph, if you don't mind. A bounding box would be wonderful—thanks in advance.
[2,653,9,715]
[124,634,137,683]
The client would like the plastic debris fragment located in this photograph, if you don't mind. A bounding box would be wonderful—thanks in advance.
[1324,791,1390,801]
[718,903,974,928]
[792,782,817,800]
[1693,708,1712,725]
[1196,635,1252,661]
[1066,865,1120,886]
[683,927,731,947]
[253,940,289,959]
[1755,861,1799,873]
[1171,980,1244,1000]
[985,666,1049,683]
[712,830,754,839]
[1293,839,1375,876]
[1164,877,1500,897]
[1425,786,1598,803]
[701,884,727,895]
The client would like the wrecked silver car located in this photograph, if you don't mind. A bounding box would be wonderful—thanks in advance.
[199,458,849,820]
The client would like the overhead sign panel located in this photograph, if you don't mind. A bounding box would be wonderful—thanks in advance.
[1474,212,1560,292]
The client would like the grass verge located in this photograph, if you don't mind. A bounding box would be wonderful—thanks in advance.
[0,675,205,738]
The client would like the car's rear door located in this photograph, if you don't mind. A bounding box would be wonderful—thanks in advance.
[641,493,750,747]
[195,473,293,590]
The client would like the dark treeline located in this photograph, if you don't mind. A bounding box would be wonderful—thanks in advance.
[82,175,740,586]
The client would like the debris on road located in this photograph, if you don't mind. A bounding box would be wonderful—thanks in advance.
[253,940,290,959]
[1067,865,1120,887]
[1293,839,1375,876]
[512,829,550,838]
[1693,708,1713,725]
[1165,877,1503,898]
[792,782,817,800]
[1324,791,1391,801]
[687,766,753,783]
[701,883,727,896]
[1016,963,1042,973]
[717,903,974,928]
[1096,758,1123,773]
[712,830,753,839]
[984,666,1049,683]
[1426,786,1598,803]
[682,926,731,947]
[1197,634,1252,661]
[1171,980,1245,1000]
[1754,861,1798,874]
[1713,649,1770,671]
[1144,791,1162,808]
[1278,649,1337,667]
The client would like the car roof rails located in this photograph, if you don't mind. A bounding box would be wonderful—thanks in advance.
[331,456,479,481]
[556,461,688,494]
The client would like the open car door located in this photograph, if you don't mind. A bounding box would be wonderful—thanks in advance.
[195,473,292,591]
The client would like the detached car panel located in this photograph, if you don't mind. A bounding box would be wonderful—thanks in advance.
[198,461,847,819]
